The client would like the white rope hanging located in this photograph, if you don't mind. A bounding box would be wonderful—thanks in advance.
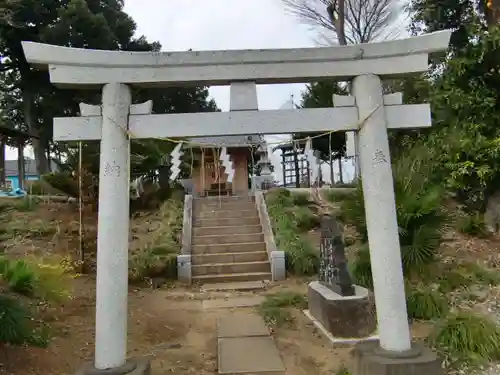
[169,142,184,181]
[219,147,234,183]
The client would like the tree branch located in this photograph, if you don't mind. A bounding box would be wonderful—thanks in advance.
[282,0,401,45]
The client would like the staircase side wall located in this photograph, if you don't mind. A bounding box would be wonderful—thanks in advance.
[254,191,286,281]
[178,194,193,283]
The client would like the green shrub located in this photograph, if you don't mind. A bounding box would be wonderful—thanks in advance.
[457,212,489,237]
[0,256,74,302]
[467,263,500,285]
[24,255,75,302]
[429,311,500,366]
[291,192,310,206]
[406,286,448,320]
[267,188,293,206]
[257,291,307,326]
[0,295,50,347]
[437,269,474,293]
[0,295,34,345]
[27,180,45,195]
[341,147,447,277]
[129,198,183,283]
[42,172,79,197]
[350,246,373,289]
[266,191,318,276]
[324,189,354,203]
[436,262,500,294]
[13,197,39,212]
[0,258,37,296]
[293,206,320,231]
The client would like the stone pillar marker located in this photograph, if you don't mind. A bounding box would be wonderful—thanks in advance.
[307,215,376,340]
[352,74,412,353]
[94,82,132,370]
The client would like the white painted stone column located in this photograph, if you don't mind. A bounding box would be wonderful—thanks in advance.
[94,83,132,370]
[352,74,412,353]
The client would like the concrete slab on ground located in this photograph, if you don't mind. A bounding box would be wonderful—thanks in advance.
[217,312,270,338]
[203,296,265,310]
[218,336,285,374]
[201,281,268,292]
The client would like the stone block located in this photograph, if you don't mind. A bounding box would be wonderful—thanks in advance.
[217,311,270,338]
[75,358,150,375]
[351,341,442,375]
[271,250,286,281]
[218,336,285,374]
[177,254,191,284]
[308,281,376,338]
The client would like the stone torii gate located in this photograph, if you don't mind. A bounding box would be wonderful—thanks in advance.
[22,30,451,375]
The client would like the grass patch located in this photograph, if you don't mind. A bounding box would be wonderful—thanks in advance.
[436,262,500,294]
[257,291,307,327]
[323,189,354,203]
[406,285,448,320]
[335,364,351,375]
[456,212,489,237]
[129,198,184,284]
[428,311,500,367]
[291,192,311,206]
[266,189,319,276]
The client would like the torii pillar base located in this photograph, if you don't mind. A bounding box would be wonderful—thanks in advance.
[351,341,442,375]
[74,359,151,375]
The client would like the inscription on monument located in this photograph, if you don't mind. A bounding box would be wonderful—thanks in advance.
[103,161,121,177]
[319,215,355,296]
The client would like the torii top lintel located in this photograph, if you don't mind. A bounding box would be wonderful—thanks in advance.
[21,30,451,89]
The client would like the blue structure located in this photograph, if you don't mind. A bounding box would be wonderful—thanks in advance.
[4,159,57,190]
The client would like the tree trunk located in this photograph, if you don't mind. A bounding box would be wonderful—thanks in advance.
[17,143,25,190]
[0,137,5,184]
[46,146,51,172]
[21,86,50,175]
[338,157,344,184]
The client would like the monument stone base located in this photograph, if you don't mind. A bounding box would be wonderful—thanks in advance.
[307,281,376,339]
[351,341,442,375]
[74,358,151,375]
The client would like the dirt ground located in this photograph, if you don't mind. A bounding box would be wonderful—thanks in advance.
[1,201,499,375]
[0,277,348,375]
[0,276,435,375]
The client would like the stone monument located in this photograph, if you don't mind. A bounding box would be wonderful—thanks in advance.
[307,214,376,339]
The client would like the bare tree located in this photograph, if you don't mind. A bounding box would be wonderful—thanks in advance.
[282,0,403,45]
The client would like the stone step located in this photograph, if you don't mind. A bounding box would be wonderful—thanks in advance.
[192,224,262,237]
[192,251,268,265]
[192,241,267,255]
[217,312,285,374]
[194,202,257,213]
[194,196,254,203]
[192,260,271,276]
[193,216,260,228]
[197,209,257,219]
[203,296,266,310]
[201,281,267,292]
[192,233,264,246]
[192,272,271,283]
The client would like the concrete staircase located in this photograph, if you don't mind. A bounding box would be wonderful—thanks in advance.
[191,196,272,284]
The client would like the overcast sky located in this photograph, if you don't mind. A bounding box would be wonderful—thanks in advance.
[9,0,374,182]
[123,0,317,111]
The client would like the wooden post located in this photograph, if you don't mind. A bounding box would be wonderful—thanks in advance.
[17,141,25,190]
